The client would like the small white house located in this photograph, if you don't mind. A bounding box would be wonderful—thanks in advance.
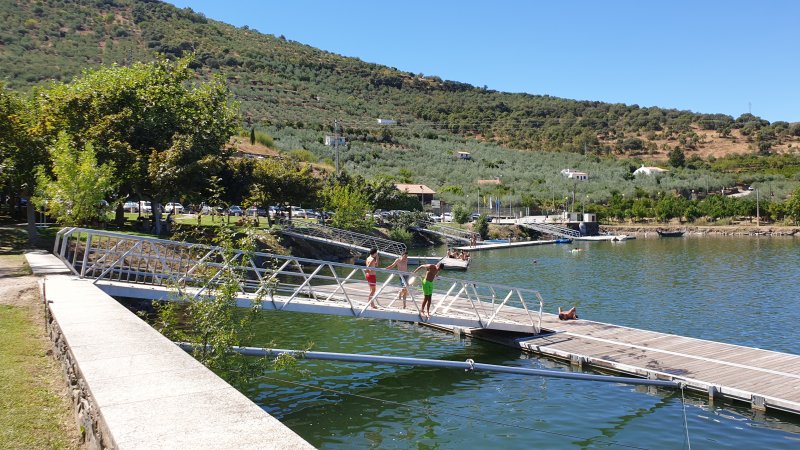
[633,165,669,176]
[560,169,589,181]
[377,118,397,125]
[324,135,346,146]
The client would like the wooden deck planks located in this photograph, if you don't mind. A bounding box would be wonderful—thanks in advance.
[480,303,800,414]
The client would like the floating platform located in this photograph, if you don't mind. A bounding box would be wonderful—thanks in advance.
[454,240,557,252]
[426,310,800,416]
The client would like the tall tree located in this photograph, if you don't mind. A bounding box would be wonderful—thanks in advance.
[0,83,46,243]
[249,158,320,225]
[33,133,117,226]
[34,57,238,234]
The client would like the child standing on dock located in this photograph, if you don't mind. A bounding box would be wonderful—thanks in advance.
[413,262,444,319]
[365,248,379,308]
[385,251,409,308]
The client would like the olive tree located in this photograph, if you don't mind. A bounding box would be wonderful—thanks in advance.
[35,57,238,234]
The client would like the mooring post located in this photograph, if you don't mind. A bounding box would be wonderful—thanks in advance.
[751,394,767,412]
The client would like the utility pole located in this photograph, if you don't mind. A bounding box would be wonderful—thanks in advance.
[334,119,340,175]
[756,188,760,227]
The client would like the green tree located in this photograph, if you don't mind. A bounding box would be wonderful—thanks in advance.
[250,127,256,146]
[668,148,686,168]
[249,158,320,225]
[452,203,470,224]
[0,84,46,243]
[35,57,238,234]
[473,214,489,238]
[322,184,372,231]
[33,133,117,226]
[785,186,800,224]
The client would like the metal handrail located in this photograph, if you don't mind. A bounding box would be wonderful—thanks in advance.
[415,220,479,243]
[54,228,544,333]
[517,220,580,238]
[280,221,407,256]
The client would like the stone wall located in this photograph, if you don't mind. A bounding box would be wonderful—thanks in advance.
[45,296,113,449]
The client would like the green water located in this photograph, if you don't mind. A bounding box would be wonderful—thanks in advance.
[239,235,800,449]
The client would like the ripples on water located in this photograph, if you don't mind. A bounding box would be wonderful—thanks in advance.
[239,236,800,448]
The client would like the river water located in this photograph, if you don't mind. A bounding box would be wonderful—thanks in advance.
[238,235,800,449]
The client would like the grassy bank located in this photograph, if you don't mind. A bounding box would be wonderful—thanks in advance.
[0,304,78,449]
[0,224,80,449]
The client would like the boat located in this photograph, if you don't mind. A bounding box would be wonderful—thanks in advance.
[554,238,573,244]
[656,230,685,237]
[438,256,470,271]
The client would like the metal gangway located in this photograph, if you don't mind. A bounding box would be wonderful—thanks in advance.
[53,228,544,333]
[279,221,406,257]
[413,220,479,244]
[517,219,580,239]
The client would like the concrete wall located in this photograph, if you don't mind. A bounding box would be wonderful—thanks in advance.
[29,253,313,449]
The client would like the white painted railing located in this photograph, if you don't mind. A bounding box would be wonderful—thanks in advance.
[54,228,544,333]
[280,221,407,257]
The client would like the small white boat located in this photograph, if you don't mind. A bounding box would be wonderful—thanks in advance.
[438,256,470,270]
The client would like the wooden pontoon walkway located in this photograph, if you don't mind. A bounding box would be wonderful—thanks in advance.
[436,304,800,416]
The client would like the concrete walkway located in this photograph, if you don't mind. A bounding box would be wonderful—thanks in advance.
[27,252,312,449]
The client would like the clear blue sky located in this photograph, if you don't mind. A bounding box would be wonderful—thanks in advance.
[168,0,799,123]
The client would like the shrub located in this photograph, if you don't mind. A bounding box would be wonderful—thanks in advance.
[389,227,412,244]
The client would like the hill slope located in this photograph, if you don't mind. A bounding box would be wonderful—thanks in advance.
[2,0,798,161]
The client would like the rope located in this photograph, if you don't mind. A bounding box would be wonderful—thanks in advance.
[680,383,692,450]
[260,374,652,450]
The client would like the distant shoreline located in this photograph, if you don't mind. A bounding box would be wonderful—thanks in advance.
[601,224,799,236]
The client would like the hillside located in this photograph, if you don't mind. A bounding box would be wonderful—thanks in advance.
[3,0,800,206]
[3,0,798,160]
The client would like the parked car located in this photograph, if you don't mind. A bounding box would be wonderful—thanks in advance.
[164,202,184,214]
[123,201,139,213]
[246,206,267,216]
[289,206,306,218]
[199,204,223,215]
[442,212,453,222]
[138,201,152,214]
[227,205,243,216]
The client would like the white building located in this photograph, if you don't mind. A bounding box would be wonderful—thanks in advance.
[560,169,589,181]
[377,118,397,125]
[633,165,669,176]
[324,135,346,146]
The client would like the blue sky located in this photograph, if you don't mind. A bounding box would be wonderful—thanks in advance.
[168,1,799,123]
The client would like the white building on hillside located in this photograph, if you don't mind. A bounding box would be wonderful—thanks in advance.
[633,165,669,176]
[560,168,589,181]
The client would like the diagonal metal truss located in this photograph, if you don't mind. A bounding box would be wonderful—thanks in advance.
[517,220,581,238]
[279,221,407,257]
[54,228,544,333]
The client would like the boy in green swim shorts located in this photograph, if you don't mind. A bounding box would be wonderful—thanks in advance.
[413,262,444,319]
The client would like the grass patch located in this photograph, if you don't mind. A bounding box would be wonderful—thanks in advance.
[0,305,75,449]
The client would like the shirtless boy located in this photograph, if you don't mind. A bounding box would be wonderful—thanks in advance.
[385,250,409,307]
[413,262,444,319]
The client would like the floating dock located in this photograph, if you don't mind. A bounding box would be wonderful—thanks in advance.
[428,309,800,416]
[454,239,557,252]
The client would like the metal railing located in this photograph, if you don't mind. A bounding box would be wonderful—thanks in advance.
[279,221,406,257]
[53,228,544,333]
[517,220,580,238]
[415,220,479,244]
